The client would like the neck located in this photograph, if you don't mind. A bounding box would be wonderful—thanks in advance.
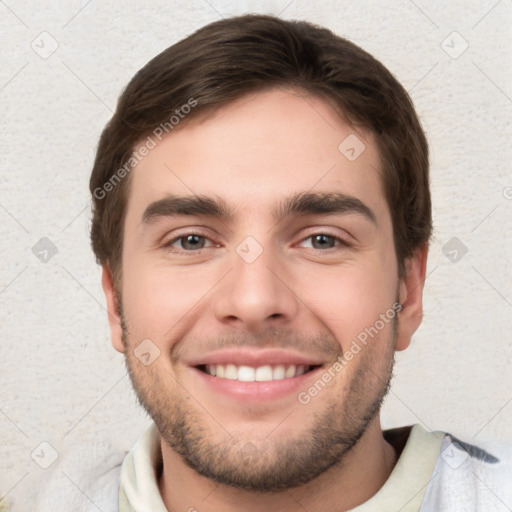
[158,417,397,512]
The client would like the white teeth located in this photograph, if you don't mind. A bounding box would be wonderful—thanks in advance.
[204,363,314,381]
[284,365,296,378]
[238,365,256,382]
[225,364,238,380]
[272,365,285,380]
[255,365,273,381]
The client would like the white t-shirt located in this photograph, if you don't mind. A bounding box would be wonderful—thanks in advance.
[118,423,512,511]
[23,422,512,511]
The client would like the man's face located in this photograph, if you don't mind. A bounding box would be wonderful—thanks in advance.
[104,88,423,491]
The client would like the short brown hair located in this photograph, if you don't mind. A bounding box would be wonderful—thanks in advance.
[89,13,431,285]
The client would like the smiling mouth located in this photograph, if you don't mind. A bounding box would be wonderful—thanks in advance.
[196,363,322,382]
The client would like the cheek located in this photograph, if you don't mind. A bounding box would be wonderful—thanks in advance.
[299,259,398,347]
[121,255,214,340]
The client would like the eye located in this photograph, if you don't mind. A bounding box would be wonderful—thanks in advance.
[299,233,350,250]
[161,231,350,254]
[163,233,215,252]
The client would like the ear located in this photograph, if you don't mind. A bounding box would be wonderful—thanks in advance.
[395,244,428,351]
[101,264,125,353]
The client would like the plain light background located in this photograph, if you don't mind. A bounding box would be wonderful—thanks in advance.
[1,0,511,509]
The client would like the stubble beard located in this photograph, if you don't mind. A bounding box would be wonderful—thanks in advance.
[120,305,396,492]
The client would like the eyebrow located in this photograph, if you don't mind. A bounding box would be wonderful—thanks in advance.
[141,191,377,227]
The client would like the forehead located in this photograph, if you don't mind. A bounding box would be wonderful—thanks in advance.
[124,88,390,229]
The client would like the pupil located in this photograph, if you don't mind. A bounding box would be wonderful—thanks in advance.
[314,234,333,249]
[183,235,203,250]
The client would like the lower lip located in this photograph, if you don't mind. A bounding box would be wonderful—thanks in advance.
[190,366,324,402]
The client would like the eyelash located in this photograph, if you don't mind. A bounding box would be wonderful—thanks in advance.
[161,231,351,255]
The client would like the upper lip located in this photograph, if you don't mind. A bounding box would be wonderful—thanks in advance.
[187,348,326,367]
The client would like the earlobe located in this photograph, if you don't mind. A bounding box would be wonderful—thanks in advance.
[395,244,429,351]
[101,264,125,353]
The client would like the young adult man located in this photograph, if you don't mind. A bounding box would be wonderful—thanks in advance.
[89,14,512,512]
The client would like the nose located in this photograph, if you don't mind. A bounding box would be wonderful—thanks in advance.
[212,238,300,332]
